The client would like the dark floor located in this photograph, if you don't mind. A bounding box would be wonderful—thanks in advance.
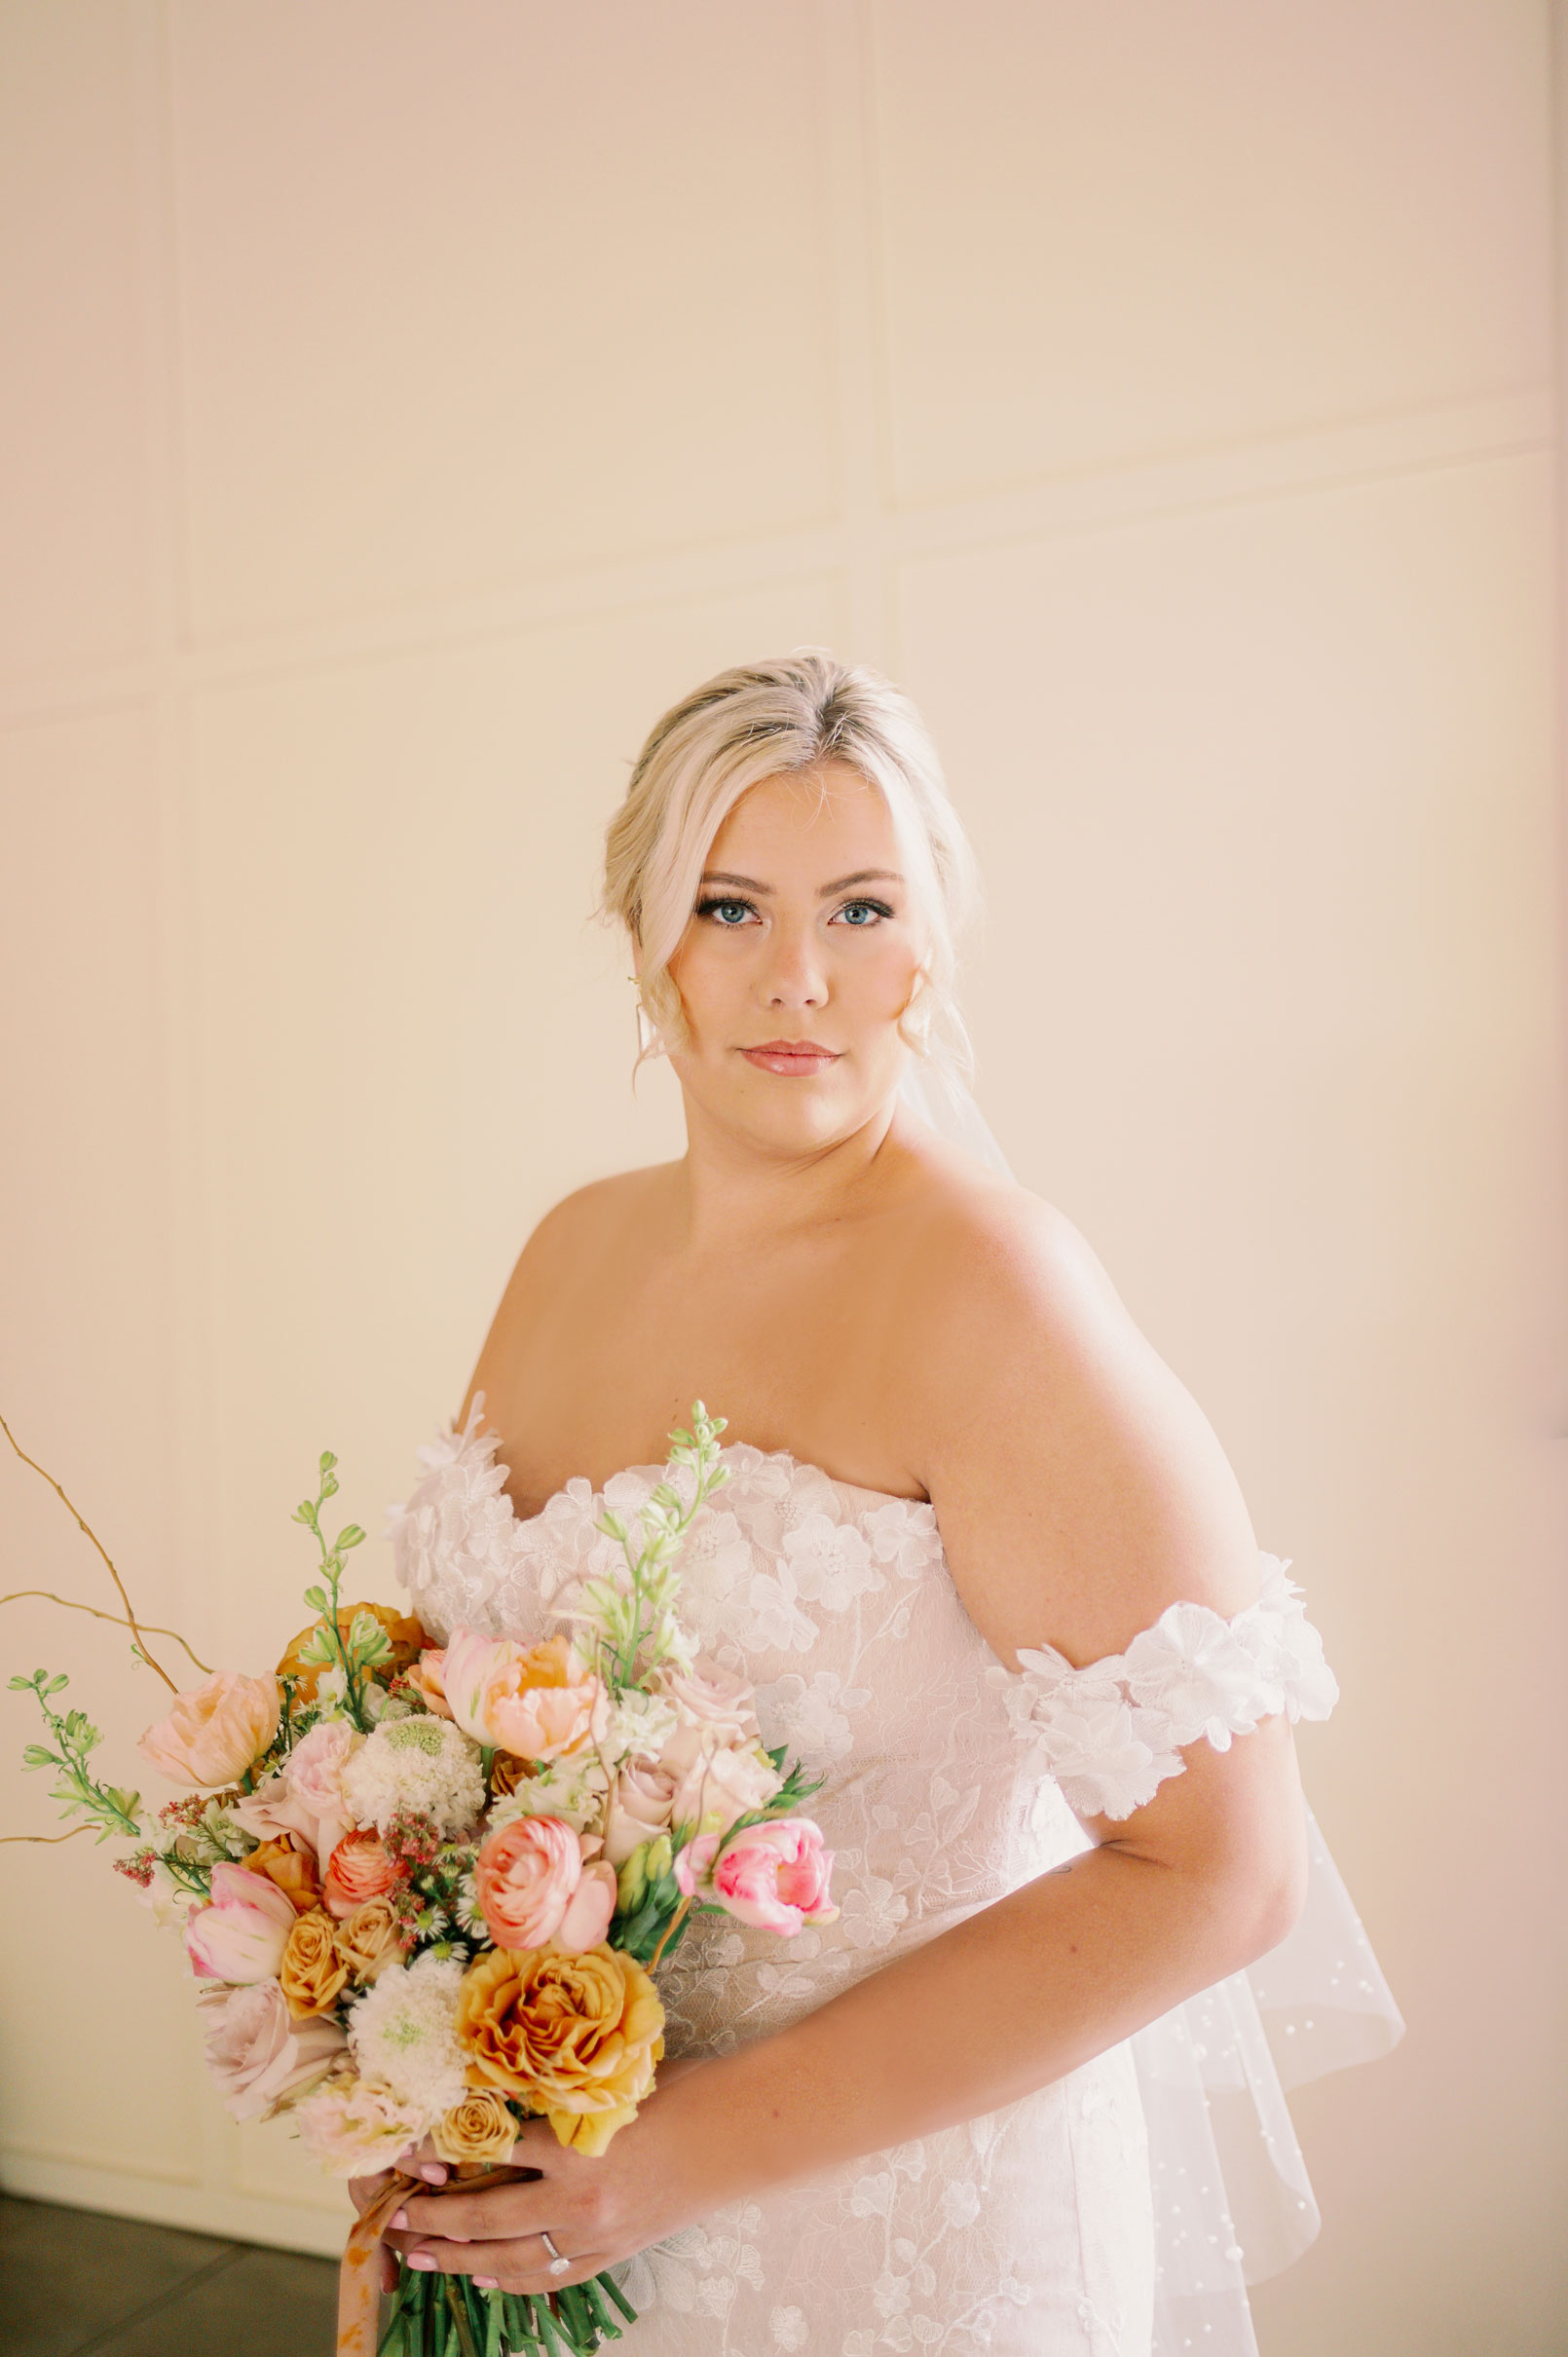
[0,2193,339,2357]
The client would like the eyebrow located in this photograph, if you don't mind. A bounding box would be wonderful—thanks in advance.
[698,869,905,897]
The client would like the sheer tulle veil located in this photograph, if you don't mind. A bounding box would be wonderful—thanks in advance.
[895,1059,1405,2357]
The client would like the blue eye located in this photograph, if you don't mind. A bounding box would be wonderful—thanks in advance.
[833,899,894,927]
[694,896,756,927]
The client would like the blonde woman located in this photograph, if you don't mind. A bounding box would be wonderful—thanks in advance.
[358,652,1400,2355]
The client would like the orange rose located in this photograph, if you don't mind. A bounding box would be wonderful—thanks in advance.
[279,1908,350,2018]
[276,1602,427,1704]
[322,1828,397,1921]
[455,1945,664,2156]
[241,1833,323,1916]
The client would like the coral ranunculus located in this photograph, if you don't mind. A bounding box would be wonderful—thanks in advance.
[138,1670,280,1789]
[473,1815,582,1950]
[322,1828,397,1921]
[185,1860,297,1981]
[442,1628,607,1762]
[455,1944,664,2156]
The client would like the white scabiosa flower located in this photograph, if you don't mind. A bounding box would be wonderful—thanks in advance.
[348,1951,467,2119]
[341,1716,484,1838]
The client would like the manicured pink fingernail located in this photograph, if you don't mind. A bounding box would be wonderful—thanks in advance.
[473,2277,498,2291]
[390,2211,409,2231]
[420,2164,447,2183]
[407,2254,435,2272]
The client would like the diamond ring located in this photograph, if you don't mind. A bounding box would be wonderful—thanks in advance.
[540,2229,571,2278]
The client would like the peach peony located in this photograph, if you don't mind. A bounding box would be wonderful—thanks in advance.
[455,1944,664,2156]
[185,1860,297,1981]
[322,1828,397,1922]
[138,1670,280,1790]
[442,1628,607,1762]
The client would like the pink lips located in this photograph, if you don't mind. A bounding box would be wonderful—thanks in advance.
[740,1039,841,1076]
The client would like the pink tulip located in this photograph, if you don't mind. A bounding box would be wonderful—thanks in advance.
[184,1860,298,1981]
[676,1816,839,1936]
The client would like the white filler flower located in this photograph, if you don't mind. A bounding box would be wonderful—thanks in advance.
[348,1950,468,2119]
[341,1715,485,1838]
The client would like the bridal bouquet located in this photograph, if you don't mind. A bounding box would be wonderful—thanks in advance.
[4,1403,837,2357]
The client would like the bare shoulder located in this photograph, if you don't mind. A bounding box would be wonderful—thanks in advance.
[898,1167,1261,1667]
[460,1162,673,1422]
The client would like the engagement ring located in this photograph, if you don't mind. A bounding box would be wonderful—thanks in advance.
[540,2229,571,2278]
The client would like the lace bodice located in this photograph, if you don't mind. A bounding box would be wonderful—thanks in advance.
[387,1406,1399,2356]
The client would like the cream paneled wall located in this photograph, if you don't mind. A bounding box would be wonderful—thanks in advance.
[0,5,1561,2352]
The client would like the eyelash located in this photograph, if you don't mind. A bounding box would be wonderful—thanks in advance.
[693,895,896,930]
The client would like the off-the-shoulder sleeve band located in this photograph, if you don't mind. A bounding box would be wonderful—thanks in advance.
[983,1553,1340,1820]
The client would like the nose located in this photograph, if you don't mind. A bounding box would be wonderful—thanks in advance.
[758,921,828,1012]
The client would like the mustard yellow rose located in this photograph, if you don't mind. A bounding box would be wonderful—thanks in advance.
[455,1944,664,2156]
[279,1908,350,2019]
[333,1895,407,1985]
[430,2088,519,2167]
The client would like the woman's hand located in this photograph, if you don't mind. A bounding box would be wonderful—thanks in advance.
[372,2055,720,2298]
[348,2150,451,2296]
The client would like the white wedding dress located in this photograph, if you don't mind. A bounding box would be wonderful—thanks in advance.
[389,1408,1402,2357]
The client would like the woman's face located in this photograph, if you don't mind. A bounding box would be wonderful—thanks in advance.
[660,761,926,1156]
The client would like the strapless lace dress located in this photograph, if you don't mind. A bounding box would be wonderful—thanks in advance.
[389,1405,1402,2357]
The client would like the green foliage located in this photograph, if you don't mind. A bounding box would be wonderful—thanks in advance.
[586,1402,732,1695]
[8,1668,142,1843]
[290,1455,380,1731]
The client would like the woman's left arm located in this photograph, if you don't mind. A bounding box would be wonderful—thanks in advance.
[643,1189,1312,2180]
[388,1191,1312,2283]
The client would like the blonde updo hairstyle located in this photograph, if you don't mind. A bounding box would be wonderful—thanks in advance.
[601,650,980,1085]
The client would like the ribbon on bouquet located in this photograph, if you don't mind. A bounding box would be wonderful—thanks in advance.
[337,2160,541,2357]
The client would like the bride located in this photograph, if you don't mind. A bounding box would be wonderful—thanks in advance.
[355,651,1400,2355]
